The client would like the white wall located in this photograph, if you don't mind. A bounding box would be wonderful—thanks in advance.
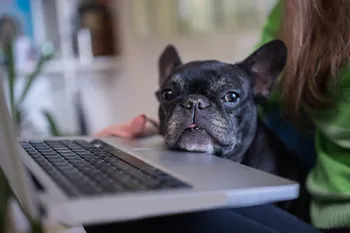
[23,0,267,136]
[94,0,262,130]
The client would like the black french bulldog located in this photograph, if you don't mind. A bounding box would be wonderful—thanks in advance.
[155,40,309,221]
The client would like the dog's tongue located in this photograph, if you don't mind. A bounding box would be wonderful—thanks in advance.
[188,124,197,129]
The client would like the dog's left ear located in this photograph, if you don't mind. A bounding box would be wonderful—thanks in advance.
[240,39,287,102]
[158,44,182,85]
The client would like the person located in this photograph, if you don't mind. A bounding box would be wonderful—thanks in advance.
[88,1,350,232]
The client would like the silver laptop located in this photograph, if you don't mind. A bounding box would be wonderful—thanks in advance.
[0,81,299,228]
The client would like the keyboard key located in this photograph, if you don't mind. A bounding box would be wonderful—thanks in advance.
[95,161,107,169]
[28,140,43,144]
[20,139,191,197]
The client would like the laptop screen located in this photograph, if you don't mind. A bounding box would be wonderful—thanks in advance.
[0,82,39,220]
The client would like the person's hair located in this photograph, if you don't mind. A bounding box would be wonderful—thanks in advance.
[278,0,350,122]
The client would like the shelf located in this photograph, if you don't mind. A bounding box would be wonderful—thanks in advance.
[18,56,123,76]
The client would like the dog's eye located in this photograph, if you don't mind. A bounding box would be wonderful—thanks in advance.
[161,89,175,101]
[222,92,240,104]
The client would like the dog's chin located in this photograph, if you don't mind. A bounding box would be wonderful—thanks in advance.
[176,129,216,154]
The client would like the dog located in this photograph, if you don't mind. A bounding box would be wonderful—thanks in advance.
[154,40,310,221]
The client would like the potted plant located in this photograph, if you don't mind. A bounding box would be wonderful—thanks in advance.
[0,40,54,233]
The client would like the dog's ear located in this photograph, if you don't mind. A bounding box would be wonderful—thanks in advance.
[158,44,182,85]
[240,40,287,102]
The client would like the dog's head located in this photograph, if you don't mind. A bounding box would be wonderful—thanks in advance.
[155,40,287,161]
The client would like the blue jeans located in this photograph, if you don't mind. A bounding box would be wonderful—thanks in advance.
[84,204,323,233]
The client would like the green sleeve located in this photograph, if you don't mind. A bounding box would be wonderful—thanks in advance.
[255,1,350,228]
[306,68,350,229]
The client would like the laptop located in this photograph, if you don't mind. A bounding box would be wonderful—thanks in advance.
[0,81,299,228]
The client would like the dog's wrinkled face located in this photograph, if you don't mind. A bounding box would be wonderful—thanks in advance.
[155,40,287,160]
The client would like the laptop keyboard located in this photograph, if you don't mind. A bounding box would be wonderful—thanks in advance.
[19,139,191,197]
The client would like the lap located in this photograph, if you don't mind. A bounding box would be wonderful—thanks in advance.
[84,204,322,233]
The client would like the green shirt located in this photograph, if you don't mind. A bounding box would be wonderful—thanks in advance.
[258,0,350,229]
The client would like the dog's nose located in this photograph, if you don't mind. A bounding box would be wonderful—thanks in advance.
[181,96,211,110]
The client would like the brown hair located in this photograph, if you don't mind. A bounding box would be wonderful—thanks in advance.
[278,0,350,121]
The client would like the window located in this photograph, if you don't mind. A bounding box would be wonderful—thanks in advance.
[131,0,277,38]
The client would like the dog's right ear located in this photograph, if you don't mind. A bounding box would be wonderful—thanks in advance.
[158,44,182,85]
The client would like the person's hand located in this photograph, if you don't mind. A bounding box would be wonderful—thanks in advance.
[94,115,159,139]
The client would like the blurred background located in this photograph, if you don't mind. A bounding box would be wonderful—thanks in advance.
[0,0,277,137]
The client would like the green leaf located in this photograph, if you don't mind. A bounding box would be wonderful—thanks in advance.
[42,110,62,136]
[15,108,23,127]
[0,169,44,233]
[30,221,44,233]
[0,169,11,233]
[16,54,51,108]
[3,41,16,119]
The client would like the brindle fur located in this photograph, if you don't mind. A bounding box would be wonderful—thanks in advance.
[155,40,310,222]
